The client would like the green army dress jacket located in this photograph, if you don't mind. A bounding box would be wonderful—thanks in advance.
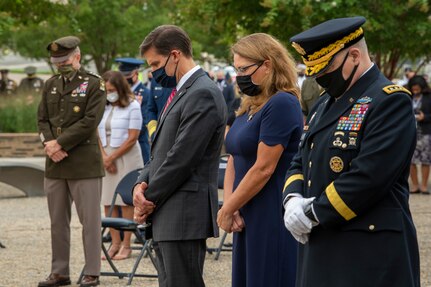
[37,68,106,179]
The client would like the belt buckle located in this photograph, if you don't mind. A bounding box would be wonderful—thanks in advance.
[57,127,62,136]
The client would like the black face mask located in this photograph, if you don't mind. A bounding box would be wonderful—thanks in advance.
[152,53,178,88]
[236,63,263,97]
[217,78,223,83]
[316,52,359,99]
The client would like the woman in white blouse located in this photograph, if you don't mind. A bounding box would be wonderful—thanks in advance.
[98,71,144,260]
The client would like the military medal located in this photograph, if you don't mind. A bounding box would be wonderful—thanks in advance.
[73,106,80,113]
[77,81,88,96]
[330,156,344,173]
[51,87,57,94]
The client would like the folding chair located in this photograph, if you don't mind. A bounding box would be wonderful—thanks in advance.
[78,169,158,285]
[207,154,233,260]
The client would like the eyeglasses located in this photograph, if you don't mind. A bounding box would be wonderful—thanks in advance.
[234,62,263,75]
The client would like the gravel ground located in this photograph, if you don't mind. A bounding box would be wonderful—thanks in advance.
[0,182,430,287]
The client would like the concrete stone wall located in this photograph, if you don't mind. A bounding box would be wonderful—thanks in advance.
[0,133,45,157]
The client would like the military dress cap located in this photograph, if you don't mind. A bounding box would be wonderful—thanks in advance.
[47,36,81,63]
[0,68,9,73]
[290,16,366,77]
[24,66,37,75]
[115,58,144,75]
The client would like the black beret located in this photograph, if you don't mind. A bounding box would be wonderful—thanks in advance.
[290,16,366,77]
[47,36,81,63]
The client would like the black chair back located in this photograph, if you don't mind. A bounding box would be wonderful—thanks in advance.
[117,169,142,206]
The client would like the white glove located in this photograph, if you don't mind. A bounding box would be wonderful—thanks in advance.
[283,196,316,238]
[291,232,309,245]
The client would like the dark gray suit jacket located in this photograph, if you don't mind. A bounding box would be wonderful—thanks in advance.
[136,68,227,242]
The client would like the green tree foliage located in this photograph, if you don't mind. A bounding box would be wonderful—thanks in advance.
[175,0,431,79]
[1,0,172,74]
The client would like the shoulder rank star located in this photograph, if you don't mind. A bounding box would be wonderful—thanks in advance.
[383,85,412,96]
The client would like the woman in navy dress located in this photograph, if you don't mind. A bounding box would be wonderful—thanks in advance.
[217,33,303,287]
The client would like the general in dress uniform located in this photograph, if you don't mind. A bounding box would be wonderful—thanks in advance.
[37,36,106,287]
[115,57,151,163]
[282,17,420,287]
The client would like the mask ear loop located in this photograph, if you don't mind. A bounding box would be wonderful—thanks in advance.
[248,61,264,85]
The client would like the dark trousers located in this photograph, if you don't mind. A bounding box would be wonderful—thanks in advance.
[153,239,206,287]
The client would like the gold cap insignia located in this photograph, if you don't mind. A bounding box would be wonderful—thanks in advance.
[73,106,80,113]
[330,156,344,173]
[292,42,306,55]
[51,42,58,52]
[100,79,105,91]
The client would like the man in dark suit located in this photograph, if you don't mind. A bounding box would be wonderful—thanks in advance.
[132,25,227,287]
[283,17,420,286]
[37,36,106,287]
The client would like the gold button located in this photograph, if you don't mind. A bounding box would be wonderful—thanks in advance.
[309,161,312,168]
[369,225,375,231]
[308,180,311,187]
[311,143,314,149]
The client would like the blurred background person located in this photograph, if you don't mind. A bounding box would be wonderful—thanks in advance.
[0,68,17,96]
[296,63,306,89]
[115,58,151,164]
[145,75,172,141]
[217,33,303,287]
[18,66,44,95]
[299,77,322,118]
[409,75,431,195]
[216,69,235,129]
[98,71,144,260]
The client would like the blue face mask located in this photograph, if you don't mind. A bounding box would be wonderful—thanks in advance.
[152,53,178,88]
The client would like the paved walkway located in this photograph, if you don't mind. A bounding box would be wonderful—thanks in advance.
[0,186,430,286]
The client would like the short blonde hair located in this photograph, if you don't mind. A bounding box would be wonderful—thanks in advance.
[232,33,299,116]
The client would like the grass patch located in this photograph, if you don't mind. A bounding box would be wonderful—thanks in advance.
[0,93,40,132]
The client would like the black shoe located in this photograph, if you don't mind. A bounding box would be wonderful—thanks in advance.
[79,275,99,287]
[38,273,71,287]
[102,233,111,243]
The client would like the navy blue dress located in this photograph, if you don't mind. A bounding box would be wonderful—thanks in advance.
[225,92,303,287]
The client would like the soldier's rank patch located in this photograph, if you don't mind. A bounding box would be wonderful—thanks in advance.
[73,106,80,113]
[330,156,344,173]
[383,84,411,95]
